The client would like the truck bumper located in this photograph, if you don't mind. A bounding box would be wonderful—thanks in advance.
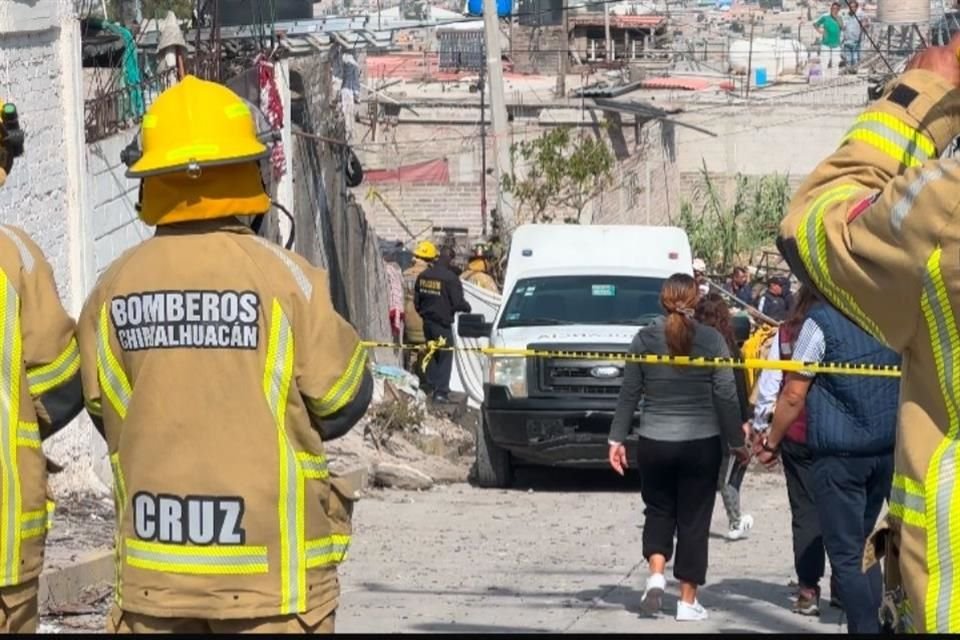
[483,386,639,468]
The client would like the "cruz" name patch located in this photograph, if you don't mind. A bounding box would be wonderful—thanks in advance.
[133,492,246,545]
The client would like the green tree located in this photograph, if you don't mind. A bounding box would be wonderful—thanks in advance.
[107,0,194,20]
[502,126,615,225]
[677,161,791,273]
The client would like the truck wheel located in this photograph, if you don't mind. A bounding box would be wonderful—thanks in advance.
[475,414,513,488]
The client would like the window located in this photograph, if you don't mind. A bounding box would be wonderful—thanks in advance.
[499,275,664,328]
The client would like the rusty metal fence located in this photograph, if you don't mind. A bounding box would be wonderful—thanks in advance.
[84,68,178,143]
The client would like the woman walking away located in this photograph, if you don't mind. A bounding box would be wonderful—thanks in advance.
[608,274,749,622]
[696,293,754,541]
[748,286,830,616]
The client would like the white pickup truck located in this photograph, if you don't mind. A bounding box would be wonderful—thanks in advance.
[457,224,694,487]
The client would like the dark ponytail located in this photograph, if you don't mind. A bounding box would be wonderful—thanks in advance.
[660,273,699,356]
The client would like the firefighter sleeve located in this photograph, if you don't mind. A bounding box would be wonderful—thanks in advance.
[778,69,960,351]
[297,269,373,441]
[76,283,106,438]
[7,227,84,438]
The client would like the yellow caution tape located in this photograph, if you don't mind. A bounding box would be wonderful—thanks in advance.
[359,340,902,378]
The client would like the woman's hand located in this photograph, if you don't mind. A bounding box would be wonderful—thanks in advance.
[608,443,628,476]
[731,445,751,466]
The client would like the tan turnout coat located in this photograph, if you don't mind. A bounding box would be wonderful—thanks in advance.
[779,69,960,633]
[76,220,368,620]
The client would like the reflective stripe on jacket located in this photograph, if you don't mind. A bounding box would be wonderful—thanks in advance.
[0,225,82,588]
[777,68,960,633]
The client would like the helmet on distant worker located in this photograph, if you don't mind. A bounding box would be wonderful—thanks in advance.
[413,240,439,261]
[120,75,272,226]
[0,100,25,188]
[468,243,492,271]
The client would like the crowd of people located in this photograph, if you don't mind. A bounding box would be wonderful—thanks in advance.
[608,269,899,632]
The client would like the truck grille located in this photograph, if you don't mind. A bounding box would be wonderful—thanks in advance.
[529,343,628,397]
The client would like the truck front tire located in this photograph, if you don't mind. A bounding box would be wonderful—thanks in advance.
[475,414,513,488]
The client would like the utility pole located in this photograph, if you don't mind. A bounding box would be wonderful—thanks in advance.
[745,14,755,98]
[482,0,514,229]
[479,66,488,236]
[558,0,569,97]
[604,1,611,62]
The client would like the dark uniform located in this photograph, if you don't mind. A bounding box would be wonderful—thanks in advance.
[414,257,471,398]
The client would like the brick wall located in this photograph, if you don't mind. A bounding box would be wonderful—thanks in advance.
[357,115,680,241]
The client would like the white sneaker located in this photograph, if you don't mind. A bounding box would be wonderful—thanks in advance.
[676,599,709,621]
[727,514,754,541]
[640,573,666,615]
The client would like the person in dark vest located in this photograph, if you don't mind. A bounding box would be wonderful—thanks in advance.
[757,301,898,634]
[757,275,790,322]
[414,246,471,402]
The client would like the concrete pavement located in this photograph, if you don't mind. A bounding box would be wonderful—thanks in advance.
[337,469,847,634]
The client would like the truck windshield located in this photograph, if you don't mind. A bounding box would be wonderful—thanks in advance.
[499,276,665,329]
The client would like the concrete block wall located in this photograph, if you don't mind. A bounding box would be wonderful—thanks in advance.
[0,28,72,300]
[85,131,150,286]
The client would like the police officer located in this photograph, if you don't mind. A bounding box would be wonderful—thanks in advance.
[414,246,471,402]
[402,240,437,374]
[778,33,960,633]
[0,101,84,633]
[757,276,790,322]
[460,243,499,294]
[76,76,373,633]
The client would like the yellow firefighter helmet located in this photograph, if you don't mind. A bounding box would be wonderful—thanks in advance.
[126,75,269,178]
[413,240,439,261]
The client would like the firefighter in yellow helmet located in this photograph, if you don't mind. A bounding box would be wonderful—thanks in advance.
[75,76,373,633]
[460,243,499,294]
[401,240,436,374]
[0,101,84,633]
[776,35,960,633]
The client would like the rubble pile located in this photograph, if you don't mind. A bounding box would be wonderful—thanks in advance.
[325,364,477,491]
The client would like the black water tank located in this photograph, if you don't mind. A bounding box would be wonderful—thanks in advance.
[215,0,313,26]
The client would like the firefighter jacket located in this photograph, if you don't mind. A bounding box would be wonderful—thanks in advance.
[0,225,83,589]
[461,265,499,294]
[76,219,372,620]
[403,259,429,343]
[414,261,471,327]
[777,68,960,633]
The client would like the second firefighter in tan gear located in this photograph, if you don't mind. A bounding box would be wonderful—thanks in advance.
[0,100,84,633]
[460,243,499,294]
[777,40,960,633]
[76,76,373,632]
[402,241,436,374]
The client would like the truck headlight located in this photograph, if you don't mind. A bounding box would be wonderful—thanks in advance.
[489,356,527,398]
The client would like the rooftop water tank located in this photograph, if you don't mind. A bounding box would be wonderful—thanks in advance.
[876,0,929,24]
[728,37,809,81]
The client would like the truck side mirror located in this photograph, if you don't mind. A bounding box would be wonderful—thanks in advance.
[458,314,492,338]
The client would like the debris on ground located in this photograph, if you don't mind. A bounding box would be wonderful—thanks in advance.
[43,494,114,573]
[40,580,112,633]
[326,368,477,489]
[373,462,434,490]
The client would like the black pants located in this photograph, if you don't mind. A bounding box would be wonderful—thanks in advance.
[812,452,893,634]
[423,320,453,394]
[636,435,721,585]
[781,440,826,590]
